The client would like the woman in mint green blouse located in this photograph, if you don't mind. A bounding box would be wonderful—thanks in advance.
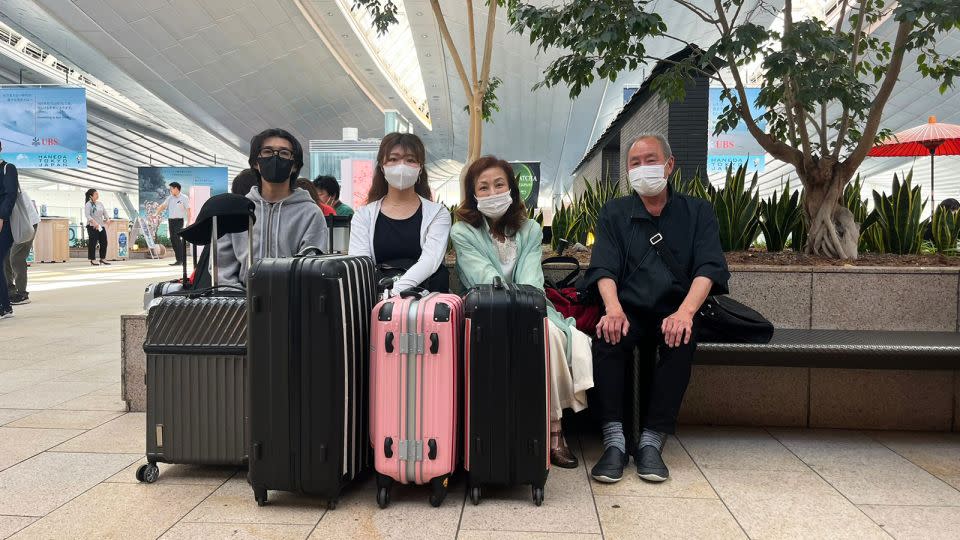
[451,156,594,469]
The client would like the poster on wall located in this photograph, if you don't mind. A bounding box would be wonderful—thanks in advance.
[0,86,88,168]
[707,87,767,175]
[510,162,541,209]
[340,159,375,211]
[138,167,228,239]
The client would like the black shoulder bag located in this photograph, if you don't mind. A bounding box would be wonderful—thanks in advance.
[645,227,774,344]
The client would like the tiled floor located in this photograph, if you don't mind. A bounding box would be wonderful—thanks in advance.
[2,259,960,539]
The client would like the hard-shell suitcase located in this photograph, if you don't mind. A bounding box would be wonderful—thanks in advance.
[370,289,463,508]
[246,251,376,508]
[137,194,255,483]
[463,277,551,506]
[139,295,247,482]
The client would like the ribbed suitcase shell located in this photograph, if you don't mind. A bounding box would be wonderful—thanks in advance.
[247,254,376,507]
[463,281,551,504]
[143,296,247,466]
[370,292,463,506]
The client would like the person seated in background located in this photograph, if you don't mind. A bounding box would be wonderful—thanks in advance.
[231,168,259,196]
[313,175,354,216]
[450,155,594,469]
[217,128,328,285]
[584,133,729,485]
[348,132,451,294]
[296,178,337,216]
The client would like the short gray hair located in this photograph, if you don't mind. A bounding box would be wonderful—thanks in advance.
[628,133,672,161]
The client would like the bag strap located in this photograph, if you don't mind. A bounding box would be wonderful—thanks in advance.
[542,256,580,289]
[641,221,693,289]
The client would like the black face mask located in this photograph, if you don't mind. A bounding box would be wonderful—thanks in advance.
[257,155,295,184]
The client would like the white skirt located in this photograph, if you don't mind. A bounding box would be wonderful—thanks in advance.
[547,320,594,421]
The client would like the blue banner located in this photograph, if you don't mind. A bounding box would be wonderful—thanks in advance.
[0,86,88,168]
[707,87,766,174]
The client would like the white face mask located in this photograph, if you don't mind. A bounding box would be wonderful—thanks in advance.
[476,190,514,220]
[628,164,668,197]
[383,164,421,191]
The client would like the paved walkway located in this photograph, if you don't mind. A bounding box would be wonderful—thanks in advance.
[1,259,959,539]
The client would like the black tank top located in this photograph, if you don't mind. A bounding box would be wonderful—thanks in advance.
[373,205,423,263]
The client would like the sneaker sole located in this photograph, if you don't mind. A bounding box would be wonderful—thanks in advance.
[591,473,624,483]
[11,300,30,305]
[638,472,668,483]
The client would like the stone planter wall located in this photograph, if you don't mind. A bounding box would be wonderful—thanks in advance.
[121,264,960,430]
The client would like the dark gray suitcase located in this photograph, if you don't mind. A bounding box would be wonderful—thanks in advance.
[138,295,247,482]
[136,194,254,483]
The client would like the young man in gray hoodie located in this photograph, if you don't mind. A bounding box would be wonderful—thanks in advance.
[218,128,328,285]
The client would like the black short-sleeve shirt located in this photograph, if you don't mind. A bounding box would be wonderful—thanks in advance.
[582,187,730,316]
[374,205,423,263]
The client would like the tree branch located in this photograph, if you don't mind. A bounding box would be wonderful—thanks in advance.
[673,0,721,26]
[467,0,478,86]
[430,0,473,100]
[478,0,498,94]
[843,19,912,177]
[713,0,802,167]
[833,0,870,158]
[819,101,828,150]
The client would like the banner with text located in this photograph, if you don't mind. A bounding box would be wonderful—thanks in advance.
[0,86,88,168]
[510,161,541,209]
[707,87,766,175]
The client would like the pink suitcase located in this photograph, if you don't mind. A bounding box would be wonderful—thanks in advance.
[370,290,463,508]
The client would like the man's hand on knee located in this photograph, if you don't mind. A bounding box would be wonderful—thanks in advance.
[597,307,630,345]
[661,309,694,348]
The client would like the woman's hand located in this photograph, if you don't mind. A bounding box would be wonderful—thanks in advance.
[661,309,694,348]
[596,306,630,345]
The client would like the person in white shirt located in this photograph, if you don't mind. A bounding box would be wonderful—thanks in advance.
[154,182,190,266]
[348,132,451,295]
[84,189,110,266]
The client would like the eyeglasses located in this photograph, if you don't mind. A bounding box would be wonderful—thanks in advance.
[259,147,294,160]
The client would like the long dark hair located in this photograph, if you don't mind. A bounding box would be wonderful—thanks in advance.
[247,128,304,186]
[457,156,527,237]
[368,132,432,202]
[85,188,97,203]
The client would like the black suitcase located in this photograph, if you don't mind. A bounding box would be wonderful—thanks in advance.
[246,251,376,508]
[137,194,254,484]
[463,276,550,506]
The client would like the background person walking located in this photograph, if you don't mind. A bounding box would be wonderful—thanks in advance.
[84,189,110,266]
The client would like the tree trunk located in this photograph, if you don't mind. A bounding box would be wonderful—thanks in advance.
[802,170,859,259]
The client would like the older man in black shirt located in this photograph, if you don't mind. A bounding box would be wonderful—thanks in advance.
[584,133,729,484]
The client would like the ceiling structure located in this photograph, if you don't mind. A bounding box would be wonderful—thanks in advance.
[0,0,956,208]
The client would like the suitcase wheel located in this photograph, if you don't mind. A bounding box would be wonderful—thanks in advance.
[135,463,159,484]
[377,487,390,509]
[254,488,268,507]
[327,499,338,510]
[532,486,544,507]
[469,486,481,506]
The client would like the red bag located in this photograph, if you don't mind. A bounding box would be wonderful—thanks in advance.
[542,256,601,335]
[546,286,601,335]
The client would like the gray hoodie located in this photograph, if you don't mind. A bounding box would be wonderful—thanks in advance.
[217,186,328,284]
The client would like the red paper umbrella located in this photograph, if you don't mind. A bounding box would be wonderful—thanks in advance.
[868,116,960,208]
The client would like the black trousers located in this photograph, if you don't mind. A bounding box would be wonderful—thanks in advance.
[87,226,107,261]
[168,219,184,262]
[0,223,12,309]
[591,311,697,434]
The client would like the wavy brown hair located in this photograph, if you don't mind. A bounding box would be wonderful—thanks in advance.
[296,178,321,205]
[457,155,527,238]
[367,132,432,202]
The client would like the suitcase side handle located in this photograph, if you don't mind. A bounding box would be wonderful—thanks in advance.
[399,287,428,299]
[429,333,439,354]
[427,439,437,460]
[384,437,394,458]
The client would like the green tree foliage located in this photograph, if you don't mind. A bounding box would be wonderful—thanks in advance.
[509,0,960,259]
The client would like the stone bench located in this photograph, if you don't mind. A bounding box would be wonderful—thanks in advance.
[122,264,960,431]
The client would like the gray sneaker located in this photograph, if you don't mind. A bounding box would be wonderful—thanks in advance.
[0,308,14,319]
[636,445,669,482]
[10,293,29,305]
